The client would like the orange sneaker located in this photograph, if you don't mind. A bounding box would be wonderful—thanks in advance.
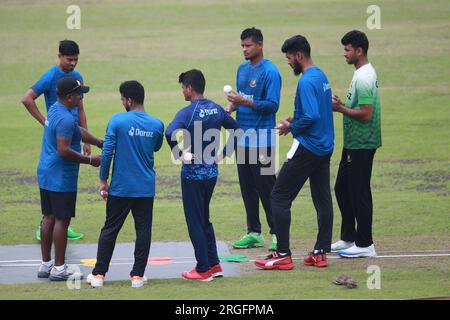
[182,268,213,282]
[86,273,105,288]
[131,275,148,288]
[303,251,327,268]
[209,264,223,278]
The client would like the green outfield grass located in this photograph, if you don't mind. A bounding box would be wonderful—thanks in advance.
[0,0,449,299]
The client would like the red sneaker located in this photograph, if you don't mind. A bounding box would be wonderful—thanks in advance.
[254,252,294,270]
[209,264,223,278]
[303,251,327,268]
[182,268,213,282]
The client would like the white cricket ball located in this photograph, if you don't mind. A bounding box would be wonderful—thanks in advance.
[183,152,193,162]
[223,85,233,94]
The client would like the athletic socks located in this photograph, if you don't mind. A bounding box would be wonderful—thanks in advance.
[54,264,66,272]
[42,260,53,268]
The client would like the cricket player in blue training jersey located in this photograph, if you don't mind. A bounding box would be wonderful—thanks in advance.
[36,77,103,281]
[87,81,164,288]
[225,27,282,251]
[256,35,334,271]
[166,69,239,281]
[21,40,89,240]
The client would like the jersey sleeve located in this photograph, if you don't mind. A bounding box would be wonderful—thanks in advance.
[165,109,188,151]
[154,121,165,152]
[99,117,117,181]
[289,80,320,136]
[55,115,74,140]
[252,68,281,114]
[31,70,52,96]
[356,78,375,105]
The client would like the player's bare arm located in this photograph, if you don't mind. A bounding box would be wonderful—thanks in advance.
[56,136,100,166]
[77,99,92,155]
[226,92,253,108]
[21,89,46,126]
[332,94,373,122]
[80,127,103,149]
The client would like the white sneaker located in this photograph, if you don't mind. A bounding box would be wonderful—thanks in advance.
[131,276,148,288]
[86,273,105,288]
[37,263,53,278]
[338,244,377,258]
[49,264,84,281]
[331,240,355,252]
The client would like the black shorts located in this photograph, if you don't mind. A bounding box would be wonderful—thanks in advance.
[40,188,77,220]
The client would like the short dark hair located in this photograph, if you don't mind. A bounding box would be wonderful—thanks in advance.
[281,35,311,57]
[341,30,369,55]
[178,69,205,94]
[119,80,145,105]
[59,40,79,56]
[240,27,263,43]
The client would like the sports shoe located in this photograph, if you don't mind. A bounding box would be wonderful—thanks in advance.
[232,233,264,249]
[182,269,213,282]
[86,274,105,288]
[331,240,355,252]
[209,264,223,278]
[131,275,148,288]
[254,252,294,270]
[338,244,377,258]
[36,226,84,241]
[67,226,84,240]
[269,234,277,251]
[37,262,53,278]
[49,264,84,282]
[303,251,327,268]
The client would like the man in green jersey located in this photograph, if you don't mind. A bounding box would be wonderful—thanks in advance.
[331,30,381,258]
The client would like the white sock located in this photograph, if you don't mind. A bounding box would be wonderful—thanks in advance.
[250,232,261,236]
[54,264,66,271]
[42,260,53,267]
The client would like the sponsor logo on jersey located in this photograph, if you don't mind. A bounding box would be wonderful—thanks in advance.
[199,108,218,118]
[129,126,154,138]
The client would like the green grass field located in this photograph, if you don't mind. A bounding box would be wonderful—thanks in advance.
[0,0,449,299]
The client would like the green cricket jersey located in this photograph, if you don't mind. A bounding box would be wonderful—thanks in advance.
[343,63,381,149]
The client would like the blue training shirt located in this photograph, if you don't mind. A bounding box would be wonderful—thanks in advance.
[289,66,334,156]
[100,110,164,198]
[31,66,84,120]
[37,101,82,192]
[235,59,281,148]
[165,98,239,180]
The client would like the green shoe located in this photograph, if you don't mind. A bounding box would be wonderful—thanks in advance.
[36,226,84,241]
[219,254,249,262]
[36,226,41,241]
[67,226,84,240]
[269,234,277,251]
[232,233,264,249]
